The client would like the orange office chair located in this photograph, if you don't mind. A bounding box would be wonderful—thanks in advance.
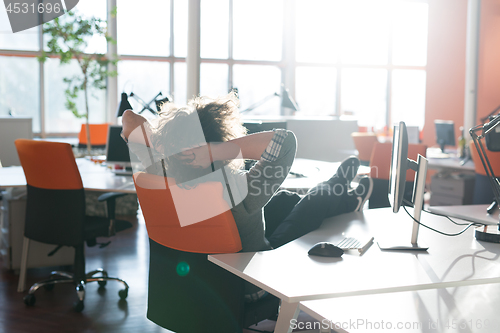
[351,132,379,166]
[133,171,279,332]
[15,139,132,311]
[368,142,427,209]
[469,141,500,204]
[78,123,110,148]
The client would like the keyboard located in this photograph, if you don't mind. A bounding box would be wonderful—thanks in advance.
[336,236,374,254]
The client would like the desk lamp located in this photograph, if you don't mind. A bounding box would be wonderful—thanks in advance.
[470,114,500,243]
[116,93,133,117]
[116,92,170,117]
[240,85,299,114]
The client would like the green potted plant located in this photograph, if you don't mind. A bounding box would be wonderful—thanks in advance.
[39,9,118,153]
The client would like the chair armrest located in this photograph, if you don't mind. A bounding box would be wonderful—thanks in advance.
[97,192,127,202]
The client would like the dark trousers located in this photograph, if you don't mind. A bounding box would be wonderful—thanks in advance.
[264,177,358,249]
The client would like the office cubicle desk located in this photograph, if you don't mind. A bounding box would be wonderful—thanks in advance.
[0,157,369,194]
[0,158,136,193]
[426,147,476,206]
[0,117,33,167]
[426,147,475,173]
[286,158,370,194]
[209,208,500,333]
[0,159,135,271]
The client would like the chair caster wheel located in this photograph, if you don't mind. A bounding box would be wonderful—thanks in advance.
[118,289,128,300]
[98,280,107,288]
[74,300,84,312]
[43,283,55,291]
[24,294,36,306]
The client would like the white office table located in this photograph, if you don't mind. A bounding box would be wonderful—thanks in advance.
[426,148,475,173]
[0,158,136,193]
[208,208,500,333]
[298,283,500,333]
[429,204,500,226]
[0,157,369,193]
[427,157,475,172]
[285,159,370,193]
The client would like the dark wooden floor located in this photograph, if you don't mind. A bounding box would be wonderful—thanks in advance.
[0,213,318,333]
[0,214,170,333]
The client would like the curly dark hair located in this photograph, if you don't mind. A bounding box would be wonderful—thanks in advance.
[150,92,247,186]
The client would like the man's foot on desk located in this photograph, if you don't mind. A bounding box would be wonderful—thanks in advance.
[329,156,360,185]
[354,176,373,212]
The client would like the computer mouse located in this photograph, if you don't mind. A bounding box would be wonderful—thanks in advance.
[308,242,344,257]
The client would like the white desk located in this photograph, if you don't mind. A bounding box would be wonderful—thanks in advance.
[298,283,500,333]
[429,204,500,226]
[0,159,136,273]
[426,148,475,173]
[284,158,370,193]
[208,208,500,333]
[0,158,136,193]
[0,157,369,194]
[427,157,475,172]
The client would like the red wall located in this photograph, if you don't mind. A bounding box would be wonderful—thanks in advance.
[422,0,467,147]
[477,0,500,122]
[422,0,500,147]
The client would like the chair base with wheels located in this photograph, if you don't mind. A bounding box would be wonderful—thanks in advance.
[22,244,129,312]
[14,139,133,312]
[18,191,132,311]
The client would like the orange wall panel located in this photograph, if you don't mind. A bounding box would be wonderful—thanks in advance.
[477,0,500,123]
[423,0,467,148]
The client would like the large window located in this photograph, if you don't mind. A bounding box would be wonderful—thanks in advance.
[294,0,428,129]
[198,0,428,125]
[0,0,429,135]
[0,56,40,131]
[199,0,285,114]
[116,0,187,109]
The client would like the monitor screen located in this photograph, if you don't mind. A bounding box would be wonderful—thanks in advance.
[435,120,455,152]
[389,121,409,213]
[106,125,131,166]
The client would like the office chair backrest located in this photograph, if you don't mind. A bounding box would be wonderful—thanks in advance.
[469,141,500,176]
[351,132,379,163]
[133,172,242,254]
[370,142,427,181]
[78,123,109,146]
[15,139,86,246]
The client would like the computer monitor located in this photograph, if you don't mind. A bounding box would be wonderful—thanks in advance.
[379,121,429,251]
[435,120,455,153]
[106,125,132,172]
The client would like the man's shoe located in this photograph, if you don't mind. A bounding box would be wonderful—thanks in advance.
[354,176,373,211]
[330,156,360,184]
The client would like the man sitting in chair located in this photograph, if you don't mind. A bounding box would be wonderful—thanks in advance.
[121,92,372,255]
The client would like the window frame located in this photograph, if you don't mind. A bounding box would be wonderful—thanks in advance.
[0,0,429,136]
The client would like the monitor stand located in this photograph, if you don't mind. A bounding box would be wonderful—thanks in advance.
[438,140,446,153]
[378,155,429,251]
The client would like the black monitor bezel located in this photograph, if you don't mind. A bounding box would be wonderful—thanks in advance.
[389,121,409,213]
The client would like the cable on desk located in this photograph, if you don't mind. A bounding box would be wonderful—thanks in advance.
[402,205,476,237]
[403,198,483,227]
[423,208,482,226]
